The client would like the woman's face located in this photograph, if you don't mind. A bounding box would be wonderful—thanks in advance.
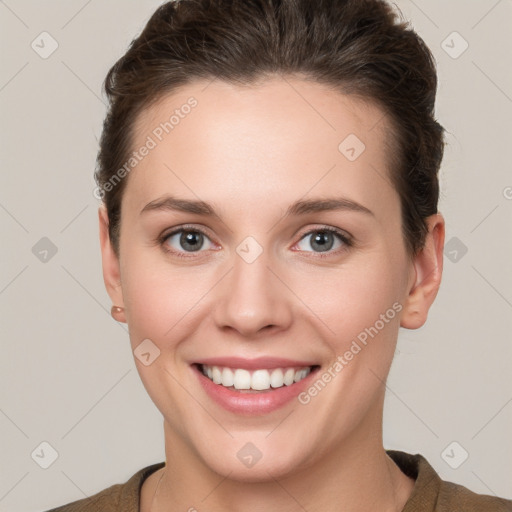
[100,77,442,480]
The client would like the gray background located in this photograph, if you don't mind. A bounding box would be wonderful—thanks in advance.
[1,0,511,510]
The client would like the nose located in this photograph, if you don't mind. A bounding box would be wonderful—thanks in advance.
[212,246,293,339]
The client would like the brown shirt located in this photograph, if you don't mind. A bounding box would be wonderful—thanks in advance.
[45,450,512,511]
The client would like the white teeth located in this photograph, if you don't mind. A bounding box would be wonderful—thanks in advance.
[283,368,295,386]
[212,366,222,384]
[233,369,251,389]
[221,367,234,387]
[269,368,284,388]
[251,369,270,390]
[200,364,313,390]
[294,368,309,383]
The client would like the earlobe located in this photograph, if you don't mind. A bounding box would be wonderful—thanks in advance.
[98,205,126,323]
[400,213,445,330]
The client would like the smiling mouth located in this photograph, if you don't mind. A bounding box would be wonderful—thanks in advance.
[195,363,320,393]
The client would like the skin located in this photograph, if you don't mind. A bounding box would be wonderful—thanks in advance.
[98,76,445,512]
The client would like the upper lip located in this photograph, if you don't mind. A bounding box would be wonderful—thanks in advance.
[194,356,318,370]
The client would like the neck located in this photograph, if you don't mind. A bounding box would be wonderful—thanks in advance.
[144,402,415,512]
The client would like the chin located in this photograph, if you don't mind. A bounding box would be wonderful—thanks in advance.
[208,454,303,483]
[195,438,312,483]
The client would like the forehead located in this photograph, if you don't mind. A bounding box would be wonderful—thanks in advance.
[124,76,398,220]
[136,76,390,149]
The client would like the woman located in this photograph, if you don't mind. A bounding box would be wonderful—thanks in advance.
[47,0,512,510]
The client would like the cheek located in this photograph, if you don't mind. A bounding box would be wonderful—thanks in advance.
[119,226,408,357]
[297,258,404,338]
[119,252,202,423]
[119,249,195,346]
[294,256,407,397]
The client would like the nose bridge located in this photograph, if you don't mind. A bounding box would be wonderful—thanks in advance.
[212,237,292,336]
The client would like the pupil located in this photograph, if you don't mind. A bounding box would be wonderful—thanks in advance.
[312,231,333,252]
[177,231,334,253]
[181,231,202,251]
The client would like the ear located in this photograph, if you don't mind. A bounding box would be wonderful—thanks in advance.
[400,213,445,329]
[98,205,126,323]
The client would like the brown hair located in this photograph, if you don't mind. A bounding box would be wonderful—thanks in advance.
[95,0,445,257]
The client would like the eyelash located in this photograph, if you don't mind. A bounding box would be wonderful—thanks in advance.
[157,224,353,260]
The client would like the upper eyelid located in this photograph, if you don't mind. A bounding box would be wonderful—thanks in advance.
[163,224,216,243]
[294,227,352,250]
[162,224,351,249]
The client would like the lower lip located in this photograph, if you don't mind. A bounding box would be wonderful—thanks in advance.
[193,365,319,415]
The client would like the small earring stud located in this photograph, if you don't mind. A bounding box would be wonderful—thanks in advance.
[111,305,124,319]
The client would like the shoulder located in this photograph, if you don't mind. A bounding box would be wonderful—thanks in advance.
[42,462,166,512]
[43,483,123,512]
[437,479,512,512]
[386,450,512,512]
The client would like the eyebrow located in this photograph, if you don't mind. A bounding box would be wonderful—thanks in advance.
[140,195,374,218]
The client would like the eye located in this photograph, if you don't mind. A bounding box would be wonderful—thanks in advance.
[158,224,352,259]
[160,226,215,257]
[295,227,352,256]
